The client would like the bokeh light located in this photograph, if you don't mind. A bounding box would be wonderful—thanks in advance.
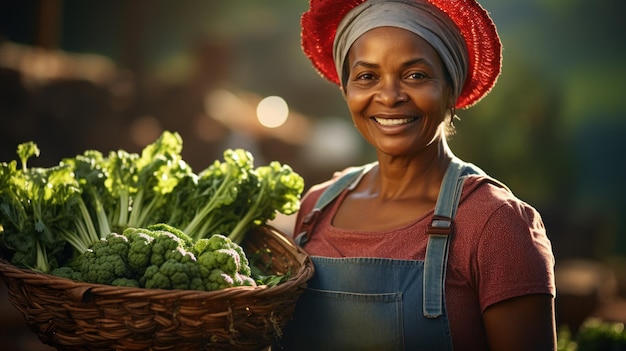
[256,95,289,128]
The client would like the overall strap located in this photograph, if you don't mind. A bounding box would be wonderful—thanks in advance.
[294,162,377,246]
[423,158,482,317]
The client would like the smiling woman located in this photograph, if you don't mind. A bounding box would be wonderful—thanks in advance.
[273,1,557,350]
[344,27,452,158]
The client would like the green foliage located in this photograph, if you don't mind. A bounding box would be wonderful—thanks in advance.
[0,130,304,276]
[577,318,626,351]
[0,144,79,272]
[167,148,304,244]
[558,318,626,351]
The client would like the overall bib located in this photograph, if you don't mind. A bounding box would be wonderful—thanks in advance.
[279,158,481,351]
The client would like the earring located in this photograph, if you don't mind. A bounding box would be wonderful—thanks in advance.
[450,106,457,126]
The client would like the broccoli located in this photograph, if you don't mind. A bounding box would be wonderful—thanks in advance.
[141,259,199,290]
[197,248,241,275]
[235,272,257,287]
[199,269,256,291]
[193,234,255,290]
[45,224,259,291]
[123,227,155,276]
[50,266,83,281]
[194,234,251,275]
[102,149,139,230]
[135,229,257,291]
[171,149,304,245]
[0,144,77,272]
[140,265,170,289]
[227,161,304,244]
[149,230,188,267]
[60,150,114,252]
[193,233,235,253]
[126,132,195,228]
[0,132,305,287]
[111,277,140,288]
[75,233,132,285]
[203,268,236,291]
[147,223,193,249]
[134,225,201,290]
[178,149,254,241]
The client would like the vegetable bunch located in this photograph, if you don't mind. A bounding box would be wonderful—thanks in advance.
[0,131,305,275]
[52,224,257,291]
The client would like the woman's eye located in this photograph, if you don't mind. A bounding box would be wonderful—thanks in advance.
[407,72,426,79]
[356,73,374,80]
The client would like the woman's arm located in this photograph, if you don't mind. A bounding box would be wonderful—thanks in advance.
[483,294,556,351]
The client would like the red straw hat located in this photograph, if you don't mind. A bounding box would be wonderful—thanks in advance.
[301,0,502,109]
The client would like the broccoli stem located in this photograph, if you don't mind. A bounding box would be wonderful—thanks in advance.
[184,172,234,241]
[113,189,130,228]
[127,189,146,228]
[127,189,162,229]
[59,196,101,253]
[34,239,50,273]
[228,181,267,245]
[89,189,112,238]
[58,228,91,253]
[76,197,100,244]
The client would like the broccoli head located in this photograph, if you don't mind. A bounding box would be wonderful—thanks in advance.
[193,234,251,276]
[75,233,131,285]
[124,228,155,276]
[197,248,241,275]
[204,268,235,291]
[150,231,185,267]
[146,223,193,249]
[141,259,200,290]
[111,277,140,288]
[50,266,83,281]
[193,235,257,291]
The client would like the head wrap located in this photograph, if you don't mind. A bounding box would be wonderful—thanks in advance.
[333,0,468,101]
[302,0,502,109]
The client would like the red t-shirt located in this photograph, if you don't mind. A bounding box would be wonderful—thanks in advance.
[293,174,556,351]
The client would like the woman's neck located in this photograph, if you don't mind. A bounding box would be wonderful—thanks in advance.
[370,138,454,200]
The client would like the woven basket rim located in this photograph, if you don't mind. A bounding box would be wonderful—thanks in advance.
[0,225,313,350]
[0,225,314,300]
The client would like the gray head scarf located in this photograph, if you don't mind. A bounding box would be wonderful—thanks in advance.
[333,0,468,100]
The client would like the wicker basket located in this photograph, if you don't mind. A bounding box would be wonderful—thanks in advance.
[0,225,313,351]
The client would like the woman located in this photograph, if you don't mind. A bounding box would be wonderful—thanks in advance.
[277,0,556,350]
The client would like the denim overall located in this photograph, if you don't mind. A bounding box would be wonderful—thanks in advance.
[278,158,482,351]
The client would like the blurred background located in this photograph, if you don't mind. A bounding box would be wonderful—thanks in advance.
[0,0,625,349]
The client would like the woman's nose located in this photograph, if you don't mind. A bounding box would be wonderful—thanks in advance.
[376,80,408,105]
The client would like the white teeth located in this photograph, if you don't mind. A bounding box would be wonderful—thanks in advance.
[374,117,415,126]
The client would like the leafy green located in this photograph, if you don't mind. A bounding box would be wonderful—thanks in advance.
[170,149,304,244]
[0,130,304,278]
[0,144,79,272]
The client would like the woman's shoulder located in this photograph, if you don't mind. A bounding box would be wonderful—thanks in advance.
[294,166,363,238]
[460,174,543,222]
[301,165,368,205]
[463,175,522,203]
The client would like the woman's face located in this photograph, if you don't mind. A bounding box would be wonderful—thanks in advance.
[343,26,453,157]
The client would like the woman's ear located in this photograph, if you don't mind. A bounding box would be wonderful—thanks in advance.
[340,85,347,100]
[447,89,456,113]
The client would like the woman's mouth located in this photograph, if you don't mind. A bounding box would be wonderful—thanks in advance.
[373,117,417,126]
